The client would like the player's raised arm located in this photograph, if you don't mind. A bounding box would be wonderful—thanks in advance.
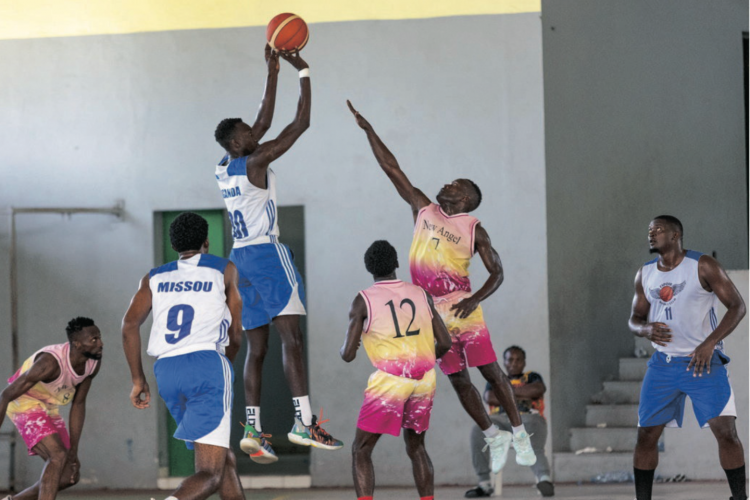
[341,294,367,362]
[121,274,153,409]
[451,225,504,319]
[0,353,60,430]
[628,267,672,346]
[247,50,310,171]
[224,262,244,363]
[686,256,747,376]
[346,100,430,219]
[426,293,451,359]
[250,45,280,141]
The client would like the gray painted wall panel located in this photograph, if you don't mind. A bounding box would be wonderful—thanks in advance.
[0,13,546,488]
[543,0,748,454]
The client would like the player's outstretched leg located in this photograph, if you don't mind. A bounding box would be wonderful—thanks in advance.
[478,362,536,466]
[633,424,665,500]
[404,429,434,499]
[240,325,278,463]
[352,428,382,499]
[447,368,511,473]
[708,416,747,500]
[274,314,343,450]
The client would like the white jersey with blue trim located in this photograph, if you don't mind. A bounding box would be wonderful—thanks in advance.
[147,254,233,359]
[641,250,721,357]
[215,155,280,248]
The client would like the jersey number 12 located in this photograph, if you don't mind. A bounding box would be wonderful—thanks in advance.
[386,299,420,339]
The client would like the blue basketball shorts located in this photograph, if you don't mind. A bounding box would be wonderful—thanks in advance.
[638,350,736,429]
[154,350,233,450]
[230,242,306,330]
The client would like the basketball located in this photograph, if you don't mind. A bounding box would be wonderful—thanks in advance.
[267,13,309,52]
[659,286,674,302]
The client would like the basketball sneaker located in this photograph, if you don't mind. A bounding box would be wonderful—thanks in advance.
[483,430,512,474]
[512,431,537,466]
[240,424,278,464]
[288,414,343,450]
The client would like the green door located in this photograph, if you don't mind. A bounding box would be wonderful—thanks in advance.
[157,207,309,477]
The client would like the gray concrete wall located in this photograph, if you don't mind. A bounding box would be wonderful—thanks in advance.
[542,0,749,451]
[0,13,547,488]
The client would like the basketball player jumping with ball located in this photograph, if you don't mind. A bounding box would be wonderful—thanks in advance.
[347,101,536,474]
[213,46,342,464]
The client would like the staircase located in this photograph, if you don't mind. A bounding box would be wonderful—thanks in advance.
[553,356,652,482]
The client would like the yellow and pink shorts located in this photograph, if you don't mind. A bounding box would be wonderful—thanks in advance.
[7,401,70,456]
[433,290,497,375]
[357,369,436,437]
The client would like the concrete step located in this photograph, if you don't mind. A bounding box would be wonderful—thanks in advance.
[553,452,633,483]
[569,427,637,452]
[592,380,642,404]
[585,404,639,427]
[619,357,648,380]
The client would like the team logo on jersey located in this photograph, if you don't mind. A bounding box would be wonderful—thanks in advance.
[649,281,686,304]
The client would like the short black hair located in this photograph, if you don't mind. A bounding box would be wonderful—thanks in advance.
[503,345,526,359]
[170,212,209,253]
[214,118,243,149]
[66,317,95,342]
[654,215,683,242]
[464,179,482,211]
[364,240,398,277]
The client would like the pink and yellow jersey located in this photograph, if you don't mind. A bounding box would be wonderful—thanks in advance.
[359,280,436,380]
[409,203,480,297]
[6,343,98,416]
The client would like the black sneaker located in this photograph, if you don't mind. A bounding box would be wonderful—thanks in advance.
[537,480,555,497]
[464,485,493,498]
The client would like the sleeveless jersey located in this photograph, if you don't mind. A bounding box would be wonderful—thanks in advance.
[641,250,722,357]
[409,203,480,297]
[359,280,436,380]
[215,155,280,248]
[148,254,233,359]
[7,342,98,409]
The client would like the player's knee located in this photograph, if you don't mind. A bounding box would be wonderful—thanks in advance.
[280,331,304,353]
[405,441,425,460]
[636,427,662,447]
[225,450,238,469]
[714,424,740,446]
[246,342,269,363]
[351,440,374,459]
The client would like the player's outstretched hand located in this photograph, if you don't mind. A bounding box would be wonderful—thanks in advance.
[450,296,481,319]
[347,100,372,130]
[130,380,151,409]
[687,341,715,378]
[640,322,672,346]
[265,44,280,75]
[279,49,308,70]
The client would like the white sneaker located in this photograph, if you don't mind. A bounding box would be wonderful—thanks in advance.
[483,430,512,474]
[512,431,537,466]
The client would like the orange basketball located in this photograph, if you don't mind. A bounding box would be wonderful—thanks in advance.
[659,286,674,302]
[266,13,309,52]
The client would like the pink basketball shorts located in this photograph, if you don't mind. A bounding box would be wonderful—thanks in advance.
[357,369,436,437]
[8,404,70,456]
[433,290,497,375]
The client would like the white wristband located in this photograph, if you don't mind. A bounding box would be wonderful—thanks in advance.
[299,68,310,78]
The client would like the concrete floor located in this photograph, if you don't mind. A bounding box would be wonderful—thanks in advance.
[43,481,736,499]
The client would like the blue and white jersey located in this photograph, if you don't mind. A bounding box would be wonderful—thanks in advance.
[216,155,280,248]
[642,250,722,357]
[147,254,232,359]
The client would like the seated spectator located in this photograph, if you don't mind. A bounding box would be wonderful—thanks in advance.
[465,345,554,498]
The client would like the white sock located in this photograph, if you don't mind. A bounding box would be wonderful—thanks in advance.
[478,480,492,491]
[246,406,261,432]
[165,496,178,500]
[293,395,313,426]
[482,424,500,438]
[512,424,527,435]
